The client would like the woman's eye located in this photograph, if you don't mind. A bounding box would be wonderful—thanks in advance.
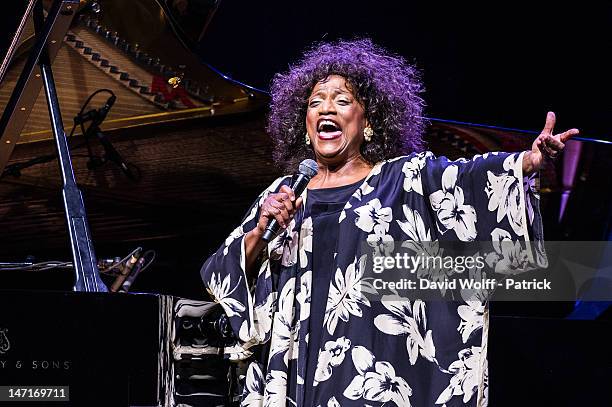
[308,100,321,107]
[337,99,350,105]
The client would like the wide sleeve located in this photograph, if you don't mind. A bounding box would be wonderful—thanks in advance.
[200,175,290,359]
[419,151,546,270]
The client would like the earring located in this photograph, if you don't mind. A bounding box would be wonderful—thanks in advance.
[305,133,311,145]
[364,127,374,142]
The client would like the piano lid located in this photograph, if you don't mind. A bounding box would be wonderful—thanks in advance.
[0,0,267,145]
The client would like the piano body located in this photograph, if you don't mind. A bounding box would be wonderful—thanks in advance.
[0,1,611,406]
[0,0,262,405]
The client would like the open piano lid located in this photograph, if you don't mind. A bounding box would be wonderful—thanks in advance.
[0,0,267,171]
[0,0,269,293]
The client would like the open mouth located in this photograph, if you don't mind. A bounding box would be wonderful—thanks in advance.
[317,119,342,140]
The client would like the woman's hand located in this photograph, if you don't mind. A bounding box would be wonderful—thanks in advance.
[244,185,303,273]
[254,185,303,237]
[523,111,579,175]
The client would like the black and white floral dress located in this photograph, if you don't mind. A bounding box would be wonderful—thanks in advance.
[201,151,543,407]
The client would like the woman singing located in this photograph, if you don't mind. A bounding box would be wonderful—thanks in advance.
[201,38,577,406]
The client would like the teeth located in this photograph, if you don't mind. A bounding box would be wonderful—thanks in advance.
[318,120,339,131]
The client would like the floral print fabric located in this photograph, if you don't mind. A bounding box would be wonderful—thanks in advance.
[200,151,543,406]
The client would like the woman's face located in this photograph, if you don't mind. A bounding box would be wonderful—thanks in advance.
[305,75,368,165]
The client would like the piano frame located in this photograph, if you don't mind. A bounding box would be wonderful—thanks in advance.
[0,0,106,292]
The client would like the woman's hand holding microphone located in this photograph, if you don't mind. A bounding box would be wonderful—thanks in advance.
[244,185,304,273]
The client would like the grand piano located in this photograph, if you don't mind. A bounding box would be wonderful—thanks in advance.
[1,1,611,406]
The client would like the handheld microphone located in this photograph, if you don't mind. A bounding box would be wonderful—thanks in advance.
[262,159,318,242]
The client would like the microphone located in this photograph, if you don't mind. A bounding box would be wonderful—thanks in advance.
[262,159,318,242]
[119,255,146,293]
[77,94,138,181]
[74,95,116,125]
[110,248,141,292]
[92,94,116,127]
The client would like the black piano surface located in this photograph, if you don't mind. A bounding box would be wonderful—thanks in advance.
[0,290,162,406]
[0,289,231,407]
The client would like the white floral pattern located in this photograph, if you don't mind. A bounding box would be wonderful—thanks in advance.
[296,271,312,322]
[270,227,299,267]
[200,152,542,407]
[459,257,490,304]
[524,172,538,225]
[314,336,352,385]
[269,277,299,366]
[429,165,478,241]
[324,255,371,335]
[206,272,245,318]
[354,198,392,236]
[224,176,288,255]
[241,362,264,407]
[344,346,413,406]
[263,369,287,407]
[299,217,313,268]
[327,396,340,407]
[457,301,485,344]
[402,152,428,195]
[366,232,394,257]
[485,154,524,236]
[397,205,431,242]
[435,347,483,405]
[374,294,436,365]
[253,294,275,340]
[485,228,530,274]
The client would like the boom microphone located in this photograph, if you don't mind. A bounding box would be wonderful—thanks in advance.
[262,159,318,242]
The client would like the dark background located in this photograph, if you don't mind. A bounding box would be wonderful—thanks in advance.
[1,1,610,141]
[197,1,611,141]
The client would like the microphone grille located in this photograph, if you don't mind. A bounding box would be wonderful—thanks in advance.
[298,159,318,178]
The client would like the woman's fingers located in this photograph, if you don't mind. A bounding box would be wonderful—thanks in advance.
[541,111,556,136]
[541,112,579,143]
[266,200,289,227]
[263,195,295,229]
[529,113,577,171]
[279,193,294,213]
[558,128,579,143]
[537,135,561,159]
[279,185,296,202]
[272,201,293,223]
[545,134,564,151]
[262,206,286,229]
[259,186,303,235]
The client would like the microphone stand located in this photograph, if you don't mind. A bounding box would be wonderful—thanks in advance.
[79,110,138,181]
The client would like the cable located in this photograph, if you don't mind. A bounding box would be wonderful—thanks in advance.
[0,246,144,274]
[100,247,142,274]
[77,88,115,119]
[0,261,72,271]
[75,88,115,163]
[137,250,157,273]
